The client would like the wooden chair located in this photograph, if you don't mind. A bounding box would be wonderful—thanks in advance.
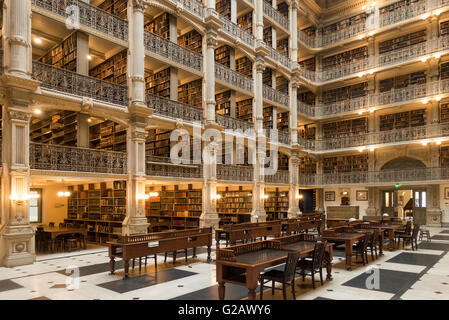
[352,233,370,265]
[366,229,379,261]
[59,222,66,228]
[394,220,411,243]
[132,254,158,272]
[259,252,301,300]
[164,249,189,265]
[419,228,431,242]
[397,224,420,250]
[296,241,327,289]
[48,222,55,228]
[35,228,51,253]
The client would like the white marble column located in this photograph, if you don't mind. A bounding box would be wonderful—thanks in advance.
[200,144,220,228]
[290,76,298,146]
[205,28,218,125]
[287,150,300,218]
[129,0,146,108]
[290,0,298,63]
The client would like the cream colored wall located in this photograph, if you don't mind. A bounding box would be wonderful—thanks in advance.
[323,187,369,219]
[41,185,70,226]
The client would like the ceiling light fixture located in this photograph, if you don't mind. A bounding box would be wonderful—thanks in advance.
[34,37,42,45]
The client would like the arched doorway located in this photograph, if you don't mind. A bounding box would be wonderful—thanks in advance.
[380,157,427,224]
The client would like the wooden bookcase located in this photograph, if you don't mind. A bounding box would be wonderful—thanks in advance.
[440,146,449,167]
[322,12,367,35]
[89,120,126,152]
[98,0,127,19]
[217,187,252,224]
[276,76,288,95]
[299,57,316,71]
[440,102,449,123]
[277,2,289,17]
[237,12,253,34]
[379,30,426,54]
[302,26,316,37]
[216,91,232,115]
[323,117,367,139]
[298,91,316,105]
[215,45,231,67]
[236,99,253,122]
[178,79,203,108]
[263,68,273,86]
[299,156,317,174]
[265,189,289,221]
[145,68,171,98]
[379,109,426,131]
[440,62,449,80]
[323,46,368,70]
[145,129,172,158]
[144,12,170,39]
[90,50,127,85]
[441,20,449,36]
[323,154,368,173]
[277,38,289,57]
[323,82,367,104]
[178,29,203,54]
[216,0,231,19]
[276,111,289,131]
[278,152,289,170]
[379,71,426,92]
[298,125,316,140]
[236,57,253,78]
[66,181,127,244]
[145,185,202,229]
[263,106,274,128]
[263,27,273,46]
[39,32,77,71]
[380,0,425,15]
[30,111,78,146]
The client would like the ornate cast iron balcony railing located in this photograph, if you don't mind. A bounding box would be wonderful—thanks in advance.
[265,44,292,70]
[263,85,290,107]
[218,15,255,48]
[172,0,205,18]
[379,0,427,28]
[32,61,128,107]
[31,0,128,42]
[299,167,449,186]
[217,164,254,182]
[216,114,254,132]
[263,1,289,31]
[277,130,291,145]
[144,31,203,73]
[215,63,253,93]
[265,170,290,184]
[378,41,427,67]
[146,156,203,178]
[147,93,203,123]
[30,143,127,174]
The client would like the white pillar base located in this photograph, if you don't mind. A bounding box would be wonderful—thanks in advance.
[200,212,220,229]
[2,226,35,267]
[426,208,442,227]
[122,216,150,235]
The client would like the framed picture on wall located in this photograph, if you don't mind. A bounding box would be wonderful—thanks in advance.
[325,191,335,201]
[356,190,368,201]
[444,187,449,200]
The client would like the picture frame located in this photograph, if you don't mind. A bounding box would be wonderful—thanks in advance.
[444,187,449,200]
[356,190,368,201]
[325,191,335,201]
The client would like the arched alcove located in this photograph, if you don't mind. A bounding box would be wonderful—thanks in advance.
[380,157,426,171]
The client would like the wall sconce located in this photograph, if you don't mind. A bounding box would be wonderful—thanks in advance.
[212,194,221,200]
[342,191,348,196]
[149,192,159,197]
[262,194,269,200]
[136,194,150,200]
[57,191,71,197]
[296,194,303,200]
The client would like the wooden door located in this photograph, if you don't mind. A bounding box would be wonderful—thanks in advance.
[381,190,396,217]
[413,189,427,225]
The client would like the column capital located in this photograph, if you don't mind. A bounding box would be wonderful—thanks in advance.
[131,0,147,12]
[205,9,223,31]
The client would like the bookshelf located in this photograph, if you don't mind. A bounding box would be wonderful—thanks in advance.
[299,156,317,174]
[178,29,203,54]
[265,189,289,221]
[379,109,426,131]
[90,50,127,85]
[39,32,77,72]
[323,46,368,70]
[237,12,253,34]
[276,111,289,131]
[277,38,289,57]
[145,185,202,229]
[276,76,288,95]
[215,45,231,68]
[236,99,253,122]
[322,12,367,35]
[277,2,289,17]
[216,0,231,19]
[302,26,316,38]
[441,20,449,36]
[89,120,127,152]
[298,125,316,140]
[216,91,232,116]
[379,30,426,54]
[65,181,127,244]
[263,106,274,128]
[30,111,78,146]
[263,68,273,86]
[379,71,426,92]
[299,58,316,71]
[278,152,289,170]
[298,91,316,105]
[236,57,253,78]
[440,62,449,80]
[145,68,171,98]
[144,12,170,39]
[323,154,368,173]
[217,187,252,224]
[98,0,127,19]
[323,118,367,139]
[380,0,425,16]
[440,146,449,167]
[263,27,273,46]
[323,82,367,104]
[146,129,172,158]
[178,79,203,108]
[441,102,449,123]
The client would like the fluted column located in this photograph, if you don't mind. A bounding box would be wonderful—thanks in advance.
[290,76,298,146]
[287,150,300,218]
[129,0,146,108]
[252,149,267,222]
[200,142,220,229]
[290,0,298,63]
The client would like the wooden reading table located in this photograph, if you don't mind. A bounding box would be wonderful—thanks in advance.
[216,234,333,300]
[108,228,212,278]
[321,229,366,270]
[42,227,87,253]
[282,217,322,235]
[364,222,406,251]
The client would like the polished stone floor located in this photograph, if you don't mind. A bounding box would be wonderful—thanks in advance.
[0,227,448,300]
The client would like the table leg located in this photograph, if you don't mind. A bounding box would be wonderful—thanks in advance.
[51,239,55,253]
[192,247,197,259]
[345,240,352,270]
[109,257,115,275]
[248,288,257,300]
[218,282,226,300]
[379,233,384,256]
[124,260,129,279]
[207,245,211,263]
[324,247,333,280]
[389,230,395,251]
[83,235,87,249]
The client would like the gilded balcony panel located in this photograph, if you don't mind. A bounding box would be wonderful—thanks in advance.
[31,0,128,42]
[147,93,203,123]
[144,31,203,72]
[30,143,128,174]
[32,61,128,106]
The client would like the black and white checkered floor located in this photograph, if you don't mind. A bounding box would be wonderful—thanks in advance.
[1,227,449,300]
